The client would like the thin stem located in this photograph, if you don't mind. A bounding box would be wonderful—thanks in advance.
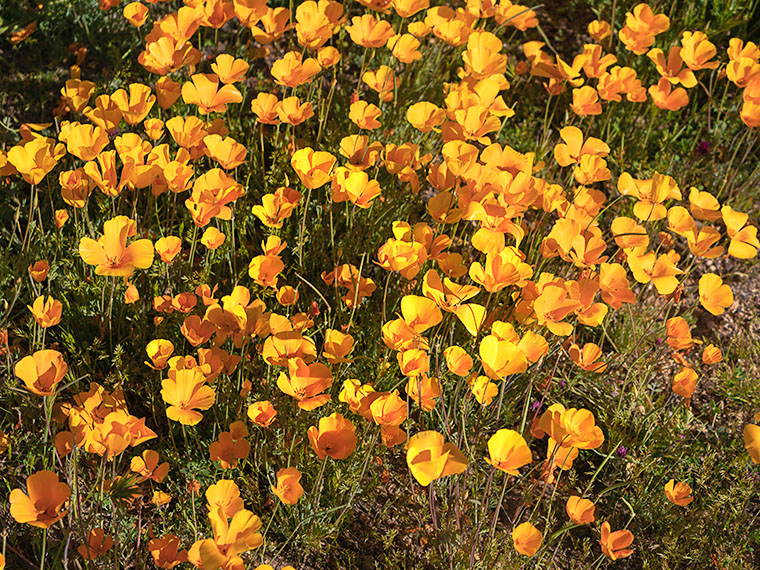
[40,528,47,570]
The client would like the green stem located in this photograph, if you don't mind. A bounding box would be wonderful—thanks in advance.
[40,528,47,570]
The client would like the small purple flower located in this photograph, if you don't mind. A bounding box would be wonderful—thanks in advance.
[531,400,541,410]
[616,445,627,458]
[695,140,711,156]
[560,379,566,388]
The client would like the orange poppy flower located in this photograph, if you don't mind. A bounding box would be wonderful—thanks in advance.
[10,469,70,528]
[156,76,182,109]
[472,376,498,406]
[7,137,66,185]
[701,344,722,365]
[139,36,197,77]
[512,522,543,556]
[396,348,430,378]
[468,247,532,292]
[233,0,267,28]
[322,329,354,364]
[205,479,244,517]
[210,431,251,469]
[566,496,596,524]
[647,46,696,87]
[64,123,110,162]
[599,521,634,560]
[148,535,188,569]
[181,74,243,114]
[277,358,333,411]
[443,345,473,376]
[538,404,604,450]
[332,168,382,208]
[394,0,429,18]
[698,273,733,315]
[369,390,407,427]
[322,263,376,308]
[317,46,341,68]
[619,4,669,55]
[211,54,249,84]
[665,316,697,350]
[27,295,62,328]
[166,115,207,149]
[406,431,467,486]
[142,118,164,140]
[338,379,377,418]
[722,206,760,259]
[688,187,721,221]
[250,92,281,124]
[161,368,215,425]
[480,335,527,379]
[130,449,169,483]
[79,216,154,276]
[60,78,95,112]
[78,528,114,559]
[485,429,532,474]
[123,2,148,26]
[155,236,182,263]
[744,424,760,464]
[570,86,602,116]
[291,147,336,189]
[340,135,383,170]
[405,374,440,411]
[308,413,357,460]
[649,78,689,111]
[201,227,226,250]
[185,169,245,227]
[363,65,397,101]
[568,342,607,373]
[92,409,157,458]
[252,186,302,228]
[400,295,443,334]
[53,209,69,230]
[193,507,263,567]
[349,100,382,130]
[664,479,694,506]
[271,467,304,505]
[627,249,682,295]
[145,339,174,370]
[271,51,321,88]
[554,126,609,167]
[680,31,718,70]
[28,260,50,282]
[204,134,247,170]
[672,367,698,398]
[347,14,395,48]
[407,102,446,133]
[294,1,335,49]
[247,401,277,427]
[15,349,68,396]
[423,269,480,313]
[251,7,291,44]
[388,33,422,63]
[111,83,155,125]
[276,96,314,126]
[248,254,284,289]
[151,490,171,506]
[588,20,611,41]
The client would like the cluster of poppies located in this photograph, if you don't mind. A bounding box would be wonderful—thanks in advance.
[3,0,760,568]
